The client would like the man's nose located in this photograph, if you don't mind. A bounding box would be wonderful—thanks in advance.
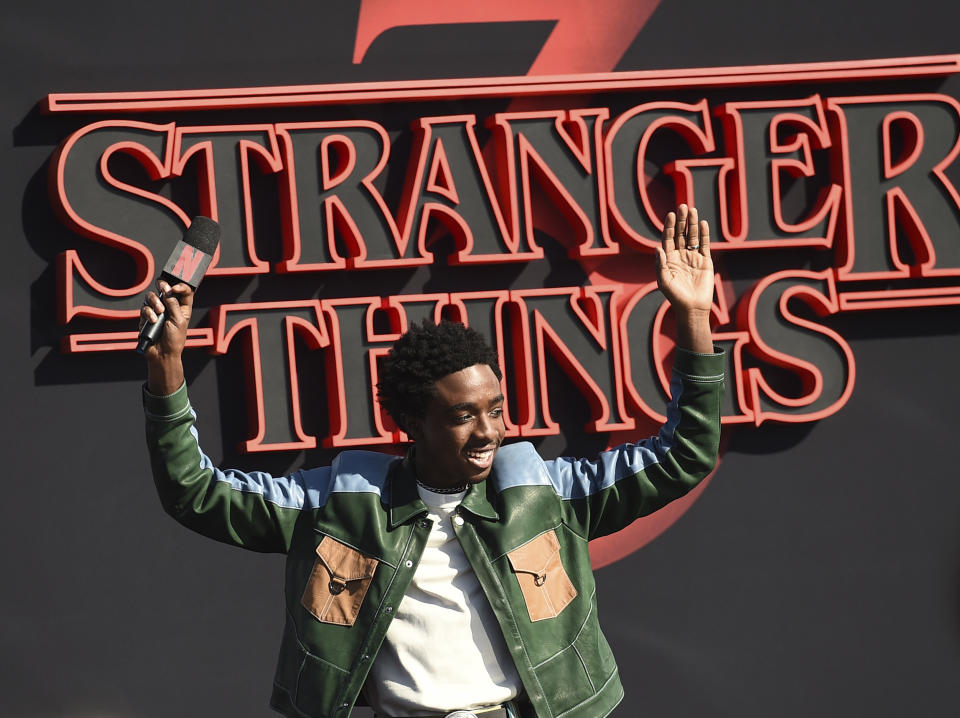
[474,412,498,441]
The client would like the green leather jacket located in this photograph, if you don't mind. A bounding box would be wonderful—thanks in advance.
[143,349,724,718]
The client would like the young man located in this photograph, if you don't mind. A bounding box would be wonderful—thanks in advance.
[141,205,723,718]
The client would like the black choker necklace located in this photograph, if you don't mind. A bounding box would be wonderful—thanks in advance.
[416,479,467,494]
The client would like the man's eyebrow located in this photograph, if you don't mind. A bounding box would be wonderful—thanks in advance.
[447,395,505,413]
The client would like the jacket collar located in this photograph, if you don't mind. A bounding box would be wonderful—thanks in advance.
[388,453,428,528]
[388,448,501,528]
[459,478,500,521]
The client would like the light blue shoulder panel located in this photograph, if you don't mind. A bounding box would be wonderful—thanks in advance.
[192,418,332,511]
[328,450,399,501]
[202,433,396,511]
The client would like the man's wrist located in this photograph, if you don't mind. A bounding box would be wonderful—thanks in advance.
[673,307,713,354]
[146,355,186,396]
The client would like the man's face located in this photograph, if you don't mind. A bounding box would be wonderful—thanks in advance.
[407,363,505,490]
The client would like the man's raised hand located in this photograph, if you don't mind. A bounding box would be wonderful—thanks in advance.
[140,280,194,394]
[655,204,715,353]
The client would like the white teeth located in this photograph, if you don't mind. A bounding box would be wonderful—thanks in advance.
[465,447,496,465]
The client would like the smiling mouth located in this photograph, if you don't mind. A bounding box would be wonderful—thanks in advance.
[464,446,498,469]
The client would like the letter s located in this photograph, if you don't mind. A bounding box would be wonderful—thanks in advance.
[738,269,855,424]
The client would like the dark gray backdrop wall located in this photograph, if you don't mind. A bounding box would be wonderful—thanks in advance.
[3,2,959,717]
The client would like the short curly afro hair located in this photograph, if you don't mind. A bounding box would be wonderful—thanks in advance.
[377,319,502,432]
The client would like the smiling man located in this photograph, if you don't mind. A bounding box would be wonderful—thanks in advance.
[141,205,724,718]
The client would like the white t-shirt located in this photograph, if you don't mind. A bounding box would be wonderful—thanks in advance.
[364,484,522,715]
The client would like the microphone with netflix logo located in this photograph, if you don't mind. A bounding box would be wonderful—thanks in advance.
[135,216,220,355]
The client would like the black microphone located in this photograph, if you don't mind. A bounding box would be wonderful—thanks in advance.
[136,216,220,355]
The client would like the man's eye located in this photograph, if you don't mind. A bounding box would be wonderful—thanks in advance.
[490,408,503,418]
[454,414,472,424]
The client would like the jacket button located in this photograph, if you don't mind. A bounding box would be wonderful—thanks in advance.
[453,515,464,527]
[405,560,414,568]
[418,519,429,529]
[384,605,393,614]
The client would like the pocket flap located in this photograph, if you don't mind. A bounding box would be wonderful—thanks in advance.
[507,529,561,576]
[315,536,378,582]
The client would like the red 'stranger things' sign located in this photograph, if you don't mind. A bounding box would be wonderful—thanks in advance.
[46,56,960,453]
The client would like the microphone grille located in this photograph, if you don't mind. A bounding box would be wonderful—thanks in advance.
[185,216,221,254]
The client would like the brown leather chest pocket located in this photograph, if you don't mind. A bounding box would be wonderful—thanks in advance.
[301,536,379,626]
[507,529,577,622]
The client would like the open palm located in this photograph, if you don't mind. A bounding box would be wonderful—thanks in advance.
[656,204,714,314]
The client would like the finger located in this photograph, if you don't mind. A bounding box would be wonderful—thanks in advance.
[140,304,160,328]
[141,291,164,321]
[699,219,711,258]
[159,281,195,312]
[662,211,677,253]
[675,204,689,249]
[156,285,186,328]
[654,247,669,288]
[686,206,700,249]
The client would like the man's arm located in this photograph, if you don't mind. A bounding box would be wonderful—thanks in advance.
[140,282,312,554]
[545,205,724,539]
[547,349,723,540]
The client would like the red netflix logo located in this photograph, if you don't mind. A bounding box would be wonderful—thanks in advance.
[164,242,212,285]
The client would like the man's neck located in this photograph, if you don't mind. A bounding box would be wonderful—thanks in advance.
[412,448,467,493]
